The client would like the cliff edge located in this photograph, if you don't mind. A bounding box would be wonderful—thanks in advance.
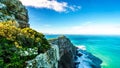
[48,36,102,68]
[49,36,76,68]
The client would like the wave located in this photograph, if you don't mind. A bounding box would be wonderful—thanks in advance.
[76,45,86,50]
[75,46,102,68]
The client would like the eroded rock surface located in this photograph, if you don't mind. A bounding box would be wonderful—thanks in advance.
[49,36,77,68]
[26,45,59,68]
[0,0,29,28]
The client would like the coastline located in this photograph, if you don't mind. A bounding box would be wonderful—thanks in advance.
[75,46,102,68]
[46,35,103,68]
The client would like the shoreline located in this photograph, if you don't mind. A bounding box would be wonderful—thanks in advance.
[75,46,102,68]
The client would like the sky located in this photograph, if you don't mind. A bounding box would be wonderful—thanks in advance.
[19,0,120,35]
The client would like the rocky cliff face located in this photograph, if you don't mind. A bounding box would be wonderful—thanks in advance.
[26,36,76,68]
[26,45,60,68]
[49,36,77,68]
[48,36,102,68]
[27,35,102,68]
[0,0,29,28]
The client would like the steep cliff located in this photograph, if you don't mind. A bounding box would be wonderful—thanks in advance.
[0,0,29,28]
[49,36,76,68]
[25,36,76,68]
[48,36,102,68]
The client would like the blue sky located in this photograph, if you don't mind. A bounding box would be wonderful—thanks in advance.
[20,0,120,35]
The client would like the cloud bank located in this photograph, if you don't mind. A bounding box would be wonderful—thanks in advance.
[70,24,120,35]
[19,0,81,12]
[37,23,120,35]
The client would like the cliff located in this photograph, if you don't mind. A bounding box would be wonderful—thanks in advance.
[27,35,102,68]
[49,36,76,68]
[48,36,102,68]
[0,0,29,28]
[25,36,76,68]
[0,0,102,68]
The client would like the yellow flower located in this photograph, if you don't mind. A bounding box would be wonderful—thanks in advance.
[14,42,22,48]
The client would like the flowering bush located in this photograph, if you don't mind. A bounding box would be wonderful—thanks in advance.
[0,21,50,67]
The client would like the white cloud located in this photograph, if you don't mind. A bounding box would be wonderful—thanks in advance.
[19,0,81,12]
[38,24,120,35]
[69,5,81,11]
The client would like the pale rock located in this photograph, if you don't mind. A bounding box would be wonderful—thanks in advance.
[26,45,59,68]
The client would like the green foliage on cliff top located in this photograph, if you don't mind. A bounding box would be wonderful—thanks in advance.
[0,21,51,67]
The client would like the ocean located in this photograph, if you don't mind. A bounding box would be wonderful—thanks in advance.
[45,35,120,68]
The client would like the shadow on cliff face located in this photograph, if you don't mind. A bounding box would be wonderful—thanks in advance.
[58,51,73,68]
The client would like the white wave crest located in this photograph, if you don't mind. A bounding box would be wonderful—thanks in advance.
[76,45,86,50]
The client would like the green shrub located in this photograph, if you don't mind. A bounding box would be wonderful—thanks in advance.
[0,21,51,67]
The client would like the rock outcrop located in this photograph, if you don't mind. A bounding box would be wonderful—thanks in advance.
[49,36,77,68]
[26,36,77,68]
[0,0,29,28]
[26,45,60,68]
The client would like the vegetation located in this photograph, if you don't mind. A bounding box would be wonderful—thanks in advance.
[0,21,51,67]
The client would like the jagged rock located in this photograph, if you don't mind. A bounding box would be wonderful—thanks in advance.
[26,45,59,68]
[49,36,77,68]
[0,0,29,28]
[75,49,102,68]
[77,53,83,57]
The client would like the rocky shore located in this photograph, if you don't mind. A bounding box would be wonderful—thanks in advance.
[75,48,102,68]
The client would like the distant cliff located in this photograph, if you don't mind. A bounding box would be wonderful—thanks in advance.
[0,0,29,28]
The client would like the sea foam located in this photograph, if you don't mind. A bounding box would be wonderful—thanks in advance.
[76,45,86,50]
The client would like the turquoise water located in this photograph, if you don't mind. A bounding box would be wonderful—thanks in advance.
[46,35,120,68]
